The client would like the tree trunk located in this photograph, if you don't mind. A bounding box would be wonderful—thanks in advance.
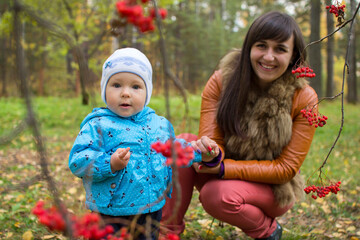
[347,0,358,103]
[309,0,323,97]
[175,2,183,85]
[66,49,76,93]
[38,32,47,96]
[73,45,90,105]
[325,0,334,97]
[0,36,7,97]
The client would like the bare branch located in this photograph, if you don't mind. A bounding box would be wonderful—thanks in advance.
[13,1,74,237]
[304,2,360,51]
[307,2,360,183]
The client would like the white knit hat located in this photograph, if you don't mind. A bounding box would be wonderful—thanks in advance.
[100,48,153,106]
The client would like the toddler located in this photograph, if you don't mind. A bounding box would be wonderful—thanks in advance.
[69,48,219,239]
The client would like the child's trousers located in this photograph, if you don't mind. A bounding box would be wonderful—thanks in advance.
[160,166,292,239]
[101,209,162,240]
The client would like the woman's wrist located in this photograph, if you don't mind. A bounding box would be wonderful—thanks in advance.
[218,162,224,178]
[202,150,222,167]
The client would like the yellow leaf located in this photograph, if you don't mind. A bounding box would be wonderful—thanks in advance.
[6,232,13,238]
[333,232,343,238]
[310,228,325,234]
[42,235,57,239]
[347,226,356,232]
[349,190,357,195]
[14,222,21,228]
[215,236,224,240]
[336,193,345,203]
[68,187,77,194]
[300,202,309,208]
[197,219,213,227]
[350,237,359,240]
[22,230,33,240]
[321,204,331,214]
[16,194,25,202]
[335,223,343,228]
[206,230,214,236]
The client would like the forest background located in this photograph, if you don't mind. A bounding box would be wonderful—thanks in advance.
[0,0,359,239]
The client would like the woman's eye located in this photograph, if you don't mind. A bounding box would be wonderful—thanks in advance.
[277,47,287,52]
[256,43,266,49]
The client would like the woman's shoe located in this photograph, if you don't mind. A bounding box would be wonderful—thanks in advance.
[255,221,282,240]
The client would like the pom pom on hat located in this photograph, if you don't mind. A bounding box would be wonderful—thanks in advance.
[100,48,153,106]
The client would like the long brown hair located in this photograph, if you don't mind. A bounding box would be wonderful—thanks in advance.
[217,11,307,137]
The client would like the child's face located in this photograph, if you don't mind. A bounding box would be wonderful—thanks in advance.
[105,72,146,117]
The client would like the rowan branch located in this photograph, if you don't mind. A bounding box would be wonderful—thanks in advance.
[307,1,360,184]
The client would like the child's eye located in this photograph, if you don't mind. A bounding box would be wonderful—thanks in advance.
[113,83,121,88]
[133,85,141,89]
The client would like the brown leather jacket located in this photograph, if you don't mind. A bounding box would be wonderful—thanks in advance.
[198,70,317,184]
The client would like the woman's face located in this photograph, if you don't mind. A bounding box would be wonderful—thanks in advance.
[250,35,294,88]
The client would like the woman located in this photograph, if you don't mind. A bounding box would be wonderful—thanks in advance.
[161,11,318,240]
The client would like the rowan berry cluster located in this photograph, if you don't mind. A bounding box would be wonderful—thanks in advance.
[32,201,66,231]
[32,201,129,239]
[304,181,341,199]
[115,0,168,33]
[326,2,346,25]
[300,108,328,128]
[326,3,345,18]
[292,66,316,79]
[151,140,194,166]
[160,233,180,240]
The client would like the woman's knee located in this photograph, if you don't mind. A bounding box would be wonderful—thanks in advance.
[199,180,244,214]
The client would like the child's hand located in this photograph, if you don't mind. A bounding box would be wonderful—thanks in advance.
[110,147,131,173]
[190,136,219,162]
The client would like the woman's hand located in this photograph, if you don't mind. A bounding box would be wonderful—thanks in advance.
[193,162,221,174]
[110,147,131,173]
[190,136,220,162]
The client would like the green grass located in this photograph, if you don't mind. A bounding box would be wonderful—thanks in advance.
[0,95,359,239]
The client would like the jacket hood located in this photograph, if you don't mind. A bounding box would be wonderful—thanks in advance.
[80,106,155,128]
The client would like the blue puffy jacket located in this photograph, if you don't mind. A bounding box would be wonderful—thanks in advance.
[69,107,201,216]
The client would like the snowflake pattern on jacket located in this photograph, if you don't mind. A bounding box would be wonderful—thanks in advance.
[69,107,201,216]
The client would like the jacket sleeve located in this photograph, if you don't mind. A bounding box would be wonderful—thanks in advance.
[68,121,119,182]
[223,85,318,184]
[198,70,225,161]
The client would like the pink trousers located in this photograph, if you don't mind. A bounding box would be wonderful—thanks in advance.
[161,166,292,239]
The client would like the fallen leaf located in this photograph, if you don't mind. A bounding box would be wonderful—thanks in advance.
[42,235,57,239]
[311,228,325,234]
[333,232,343,238]
[197,219,213,227]
[321,203,331,214]
[6,232,13,238]
[347,226,356,232]
[349,190,357,195]
[68,187,77,194]
[22,230,33,240]
[300,202,309,208]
